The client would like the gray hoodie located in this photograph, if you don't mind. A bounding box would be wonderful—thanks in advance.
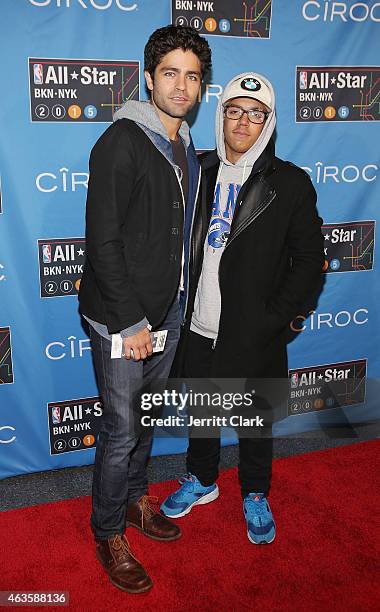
[191,73,276,340]
[114,99,191,158]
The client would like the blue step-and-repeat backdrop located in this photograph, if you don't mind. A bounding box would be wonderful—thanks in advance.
[0,0,379,478]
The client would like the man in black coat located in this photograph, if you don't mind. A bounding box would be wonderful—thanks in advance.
[161,72,324,544]
[78,26,211,592]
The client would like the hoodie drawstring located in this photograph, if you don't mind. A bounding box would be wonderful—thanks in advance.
[215,162,223,189]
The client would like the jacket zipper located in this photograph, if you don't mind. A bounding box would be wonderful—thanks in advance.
[182,167,201,324]
[212,189,276,350]
[173,164,186,290]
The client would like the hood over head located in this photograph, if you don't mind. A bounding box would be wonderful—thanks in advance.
[216,72,276,170]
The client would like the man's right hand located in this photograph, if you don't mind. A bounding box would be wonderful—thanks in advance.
[122,328,153,361]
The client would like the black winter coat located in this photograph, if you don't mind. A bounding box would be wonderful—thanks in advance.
[173,142,325,379]
[79,119,200,334]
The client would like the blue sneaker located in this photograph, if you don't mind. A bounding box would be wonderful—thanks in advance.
[160,473,219,518]
[243,493,276,544]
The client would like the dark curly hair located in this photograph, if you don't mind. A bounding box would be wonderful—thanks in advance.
[144,25,212,79]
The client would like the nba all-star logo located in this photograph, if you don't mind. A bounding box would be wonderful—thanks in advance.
[296,66,380,122]
[38,238,85,298]
[322,221,375,273]
[172,0,272,38]
[47,396,103,455]
[29,57,139,122]
[288,358,367,415]
[0,327,14,385]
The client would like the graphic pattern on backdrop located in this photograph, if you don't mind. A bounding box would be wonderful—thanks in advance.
[296,66,380,122]
[288,358,367,416]
[172,0,273,38]
[29,58,140,122]
[0,0,379,478]
[38,238,86,298]
[0,328,14,386]
[322,221,375,273]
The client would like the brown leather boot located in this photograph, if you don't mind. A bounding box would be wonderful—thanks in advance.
[126,495,181,541]
[96,534,153,593]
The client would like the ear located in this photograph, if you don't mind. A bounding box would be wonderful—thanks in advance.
[144,70,154,92]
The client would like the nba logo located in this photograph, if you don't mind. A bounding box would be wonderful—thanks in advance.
[42,244,51,263]
[291,372,299,388]
[52,406,61,424]
[33,63,43,85]
[299,71,307,90]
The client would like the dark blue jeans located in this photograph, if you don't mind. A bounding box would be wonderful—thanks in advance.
[89,299,180,540]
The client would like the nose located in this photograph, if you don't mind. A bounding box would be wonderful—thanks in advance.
[175,73,186,92]
[237,110,249,126]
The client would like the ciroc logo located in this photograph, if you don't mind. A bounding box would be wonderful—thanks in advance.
[28,0,138,11]
[302,1,380,22]
[45,335,91,360]
[197,82,223,103]
[36,168,88,193]
[0,425,16,444]
[291,308,369,332]
[302,162,378,184]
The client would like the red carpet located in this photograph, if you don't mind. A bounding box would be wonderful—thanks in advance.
[0,441,379,611]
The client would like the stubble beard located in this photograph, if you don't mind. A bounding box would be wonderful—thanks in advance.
[152,91,194,120]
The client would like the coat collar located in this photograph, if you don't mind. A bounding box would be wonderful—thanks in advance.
[200,140,277,240]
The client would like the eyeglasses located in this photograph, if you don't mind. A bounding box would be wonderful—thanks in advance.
[223,104,269,125]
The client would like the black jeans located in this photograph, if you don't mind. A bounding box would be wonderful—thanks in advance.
[89,298,180,540]
[185,331,273,498]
